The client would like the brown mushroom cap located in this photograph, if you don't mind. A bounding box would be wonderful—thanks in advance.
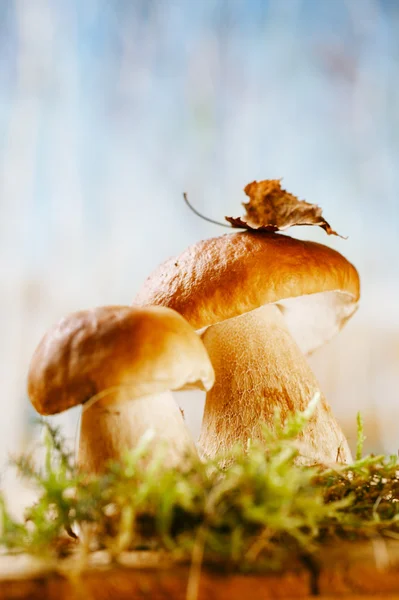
[133,232,360,354]
[28,305,215,416]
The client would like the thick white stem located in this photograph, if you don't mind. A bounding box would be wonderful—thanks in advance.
[78,391,197,473]
[198,304,352,465]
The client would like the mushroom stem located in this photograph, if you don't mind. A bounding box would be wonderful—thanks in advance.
[79,391,197,474]
[198,304,352,465]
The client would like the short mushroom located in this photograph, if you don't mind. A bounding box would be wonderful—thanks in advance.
[133,232,360,464]
[28,305,214,473]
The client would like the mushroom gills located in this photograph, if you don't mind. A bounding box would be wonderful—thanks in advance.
[79,390,197,474]
[275,290,359,355]
[199,303,352,465]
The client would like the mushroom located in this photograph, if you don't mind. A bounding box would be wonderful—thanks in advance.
[133,232,360,464]
[27,305,214,473]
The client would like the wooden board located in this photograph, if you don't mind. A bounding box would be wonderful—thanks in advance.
[1,540,399,599]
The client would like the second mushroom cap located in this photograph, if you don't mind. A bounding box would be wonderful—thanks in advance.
[133,231,360,354]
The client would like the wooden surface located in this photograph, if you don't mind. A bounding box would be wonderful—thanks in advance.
[1,540,399,599]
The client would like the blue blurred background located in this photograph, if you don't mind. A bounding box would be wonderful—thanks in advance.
[1,0,399,474]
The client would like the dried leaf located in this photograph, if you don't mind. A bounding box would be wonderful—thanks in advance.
[226,180,342,236]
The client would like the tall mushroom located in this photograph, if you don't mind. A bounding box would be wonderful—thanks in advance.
[27,305,214,473]
[133,232,360,464]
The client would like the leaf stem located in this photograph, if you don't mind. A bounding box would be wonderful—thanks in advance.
[182,193,232,228]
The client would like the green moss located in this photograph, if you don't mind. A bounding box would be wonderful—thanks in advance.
[1,397,399,570]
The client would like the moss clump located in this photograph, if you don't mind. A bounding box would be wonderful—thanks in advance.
[1,397,399,571]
